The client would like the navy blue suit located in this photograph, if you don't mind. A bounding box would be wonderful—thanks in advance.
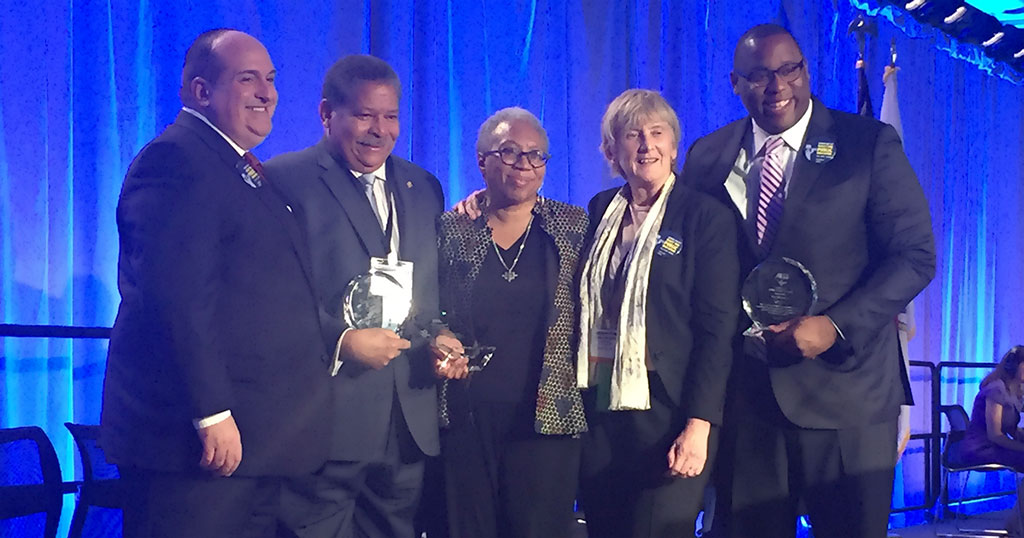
[102,111,332,537]
[681,99,936,538]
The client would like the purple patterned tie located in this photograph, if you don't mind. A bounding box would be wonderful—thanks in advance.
[756,136,786,249]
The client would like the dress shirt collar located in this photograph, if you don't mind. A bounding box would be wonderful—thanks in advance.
[350,162,388,183]
[751,102,813,155]
[181,107,246,157]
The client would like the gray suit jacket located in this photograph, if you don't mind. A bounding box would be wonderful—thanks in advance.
[266,139,444,459]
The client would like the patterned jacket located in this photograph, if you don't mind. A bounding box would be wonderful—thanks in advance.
[437,197,588,435]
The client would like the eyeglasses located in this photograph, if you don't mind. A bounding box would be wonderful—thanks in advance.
[737,60,805,87]
[482,147,550,169]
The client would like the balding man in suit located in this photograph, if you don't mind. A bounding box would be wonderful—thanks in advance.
[101,29,331,538]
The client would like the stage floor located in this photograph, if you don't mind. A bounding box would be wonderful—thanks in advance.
[565,508,1020,537]
[893,508,1016,538]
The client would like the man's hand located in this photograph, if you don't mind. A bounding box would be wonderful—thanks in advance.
[452,189,486,219]
[667,418,710,478]
[767,315,837,359]
[197,415,242,477]
[340,328,411,370]
[432,333,469,380]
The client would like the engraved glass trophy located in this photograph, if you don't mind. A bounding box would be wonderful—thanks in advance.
[741,257,818,337]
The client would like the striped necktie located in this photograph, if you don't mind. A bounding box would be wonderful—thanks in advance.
[756,136,786,249]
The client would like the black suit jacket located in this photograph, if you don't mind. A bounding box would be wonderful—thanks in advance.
[681,99,936,429]
[585,182,740,430]
[265,140,444,460]
[101,111,332,476]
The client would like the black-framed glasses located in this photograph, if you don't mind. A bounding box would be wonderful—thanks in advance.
[482,147,550,169]
[738,60,805,87]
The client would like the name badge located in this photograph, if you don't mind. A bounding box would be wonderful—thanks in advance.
[589,328,617,364]
[369,257,414,331]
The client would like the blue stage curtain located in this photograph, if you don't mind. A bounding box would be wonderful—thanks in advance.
[2,0,1023,528]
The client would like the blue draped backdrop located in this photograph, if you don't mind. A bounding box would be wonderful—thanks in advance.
[2,0,1022,530]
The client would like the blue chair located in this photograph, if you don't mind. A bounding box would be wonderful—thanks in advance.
[0,426,63,538]
[64,423,123,538]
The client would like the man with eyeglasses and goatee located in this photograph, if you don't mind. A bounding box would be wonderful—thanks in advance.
[680,23,935,538]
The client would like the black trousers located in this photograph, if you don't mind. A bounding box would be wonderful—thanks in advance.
[728,394,898,538]
[121,467,289,538]
[579,375,717,538]
[280,403,425,538]
[442,402,581,538]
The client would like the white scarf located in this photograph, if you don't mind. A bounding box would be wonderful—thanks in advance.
[576,173,676,410]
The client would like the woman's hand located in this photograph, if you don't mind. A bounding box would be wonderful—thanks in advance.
[667,418,711,478]
[431,333,469,380]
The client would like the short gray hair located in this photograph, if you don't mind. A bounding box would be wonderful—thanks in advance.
[599,89,681,178]
[476,107,549,155]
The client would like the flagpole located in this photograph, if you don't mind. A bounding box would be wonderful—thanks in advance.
[849,14,877,117]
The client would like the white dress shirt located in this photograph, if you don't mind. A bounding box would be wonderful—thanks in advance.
[182,107,245,157]
[724,103,813,220]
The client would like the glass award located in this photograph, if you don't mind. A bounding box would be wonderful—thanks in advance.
[741,257,818,337]
[342,270,412,332]
[464,343,496,372]
[435,341,496,373]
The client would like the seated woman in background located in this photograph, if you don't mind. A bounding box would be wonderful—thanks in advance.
[961,345,1024,536]
[962,345,1024,468]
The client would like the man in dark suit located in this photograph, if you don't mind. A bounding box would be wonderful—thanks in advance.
[265,55,455,538]
[100,29,332,537]
[680,24,936,538]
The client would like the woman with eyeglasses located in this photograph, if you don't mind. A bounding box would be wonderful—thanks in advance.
[436,107,588,538]
[575,89,740,538]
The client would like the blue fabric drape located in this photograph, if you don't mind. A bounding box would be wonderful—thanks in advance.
[2,0,1022,528]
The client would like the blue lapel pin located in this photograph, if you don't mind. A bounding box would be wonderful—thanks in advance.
[803,136,837,164]
[656,233,683,257]
[235,160,263,188]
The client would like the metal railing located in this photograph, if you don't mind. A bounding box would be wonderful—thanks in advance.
[0,323,110,339]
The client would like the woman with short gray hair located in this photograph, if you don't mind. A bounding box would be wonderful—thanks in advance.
[437,107,587,538]
[576,89,740,537]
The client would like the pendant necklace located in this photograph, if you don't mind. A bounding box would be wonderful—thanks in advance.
[492,215,534,282]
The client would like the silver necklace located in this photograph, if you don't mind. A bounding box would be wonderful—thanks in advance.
[492,215,534,282]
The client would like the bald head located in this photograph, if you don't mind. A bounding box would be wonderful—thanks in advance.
[732,24,804,68]
[180,29,231,105]
[180,30,278,149]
